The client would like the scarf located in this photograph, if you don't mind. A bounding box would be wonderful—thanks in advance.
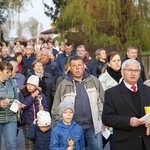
[107,67,122,83]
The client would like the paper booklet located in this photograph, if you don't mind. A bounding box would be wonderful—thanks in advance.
[10,99,21,113]
[102,128,111,139]
[140,113,150,124]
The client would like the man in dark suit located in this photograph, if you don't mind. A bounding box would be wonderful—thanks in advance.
[102,59,150,150]
[122,46,146,82]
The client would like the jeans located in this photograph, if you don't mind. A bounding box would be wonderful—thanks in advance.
[83,126,103,150]
[0,121,17,150]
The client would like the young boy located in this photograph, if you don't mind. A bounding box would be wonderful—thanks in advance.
[27,110,51,150]
[50,100,85,150]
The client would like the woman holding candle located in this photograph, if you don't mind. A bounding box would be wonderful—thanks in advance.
[0,61,24,149]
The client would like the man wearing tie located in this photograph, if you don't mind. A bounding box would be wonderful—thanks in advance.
[102,59,150,150]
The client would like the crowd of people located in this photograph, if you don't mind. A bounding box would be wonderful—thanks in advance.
[0,36,150,150]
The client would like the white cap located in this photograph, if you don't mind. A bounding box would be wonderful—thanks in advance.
[27,75,39,87]
[37,110,51,126]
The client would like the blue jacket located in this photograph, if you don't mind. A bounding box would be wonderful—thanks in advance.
[56,52,76,76]
[44,60,59,83]
[50,120,85,150]
[27,123,51,150]
[23,54,36,73]
[26,72,56,112]
[83,56,96,77]
[19,92,48,125]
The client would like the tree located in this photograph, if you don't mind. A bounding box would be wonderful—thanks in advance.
[24,17,43,38]
[44,0,150,51]
[43,0,66,22]
[0,0,32,25]
[0,0,32,41]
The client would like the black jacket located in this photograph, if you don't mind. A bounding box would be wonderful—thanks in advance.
[102,81,150,150]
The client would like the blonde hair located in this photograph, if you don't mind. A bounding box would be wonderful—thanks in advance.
[95,48,105,60]
[144,80,150,86]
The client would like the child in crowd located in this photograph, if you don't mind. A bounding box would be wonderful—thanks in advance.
[50,100,85,150]
[19,75,49,150]
[27,110,51,150]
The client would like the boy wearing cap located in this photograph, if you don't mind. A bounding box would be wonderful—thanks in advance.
[27,110,51,150]
[50,100,85,150]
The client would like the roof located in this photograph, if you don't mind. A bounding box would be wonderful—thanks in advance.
[41,28,56,34]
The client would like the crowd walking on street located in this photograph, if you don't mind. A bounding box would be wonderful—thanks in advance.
[0,36,150,150]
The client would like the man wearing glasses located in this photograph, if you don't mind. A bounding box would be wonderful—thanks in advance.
[102,59,150,150]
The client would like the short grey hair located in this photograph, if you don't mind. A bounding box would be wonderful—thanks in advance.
[41,49,52,57]
[76,45,86,51]
[121,59,141,70]
[26,44,34,50]
[126,46,138,52]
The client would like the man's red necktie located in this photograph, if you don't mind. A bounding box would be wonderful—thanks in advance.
[131,85,137,92]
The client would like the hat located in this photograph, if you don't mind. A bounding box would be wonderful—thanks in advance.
[27,75,39,87]
[58,100,74,117]
[37,110,51,126]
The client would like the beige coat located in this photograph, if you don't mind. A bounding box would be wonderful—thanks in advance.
[51,74,103,135]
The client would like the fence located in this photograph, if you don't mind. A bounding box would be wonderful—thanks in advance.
[141,55,150,78]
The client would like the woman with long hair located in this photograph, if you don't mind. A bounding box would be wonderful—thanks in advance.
[14,52,28,76]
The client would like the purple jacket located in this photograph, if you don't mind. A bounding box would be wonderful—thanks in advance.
[19,92,48,125]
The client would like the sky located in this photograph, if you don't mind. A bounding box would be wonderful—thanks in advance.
[10,0,54,38]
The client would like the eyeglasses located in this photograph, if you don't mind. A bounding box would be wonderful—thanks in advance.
[123,69,140,73]
[34,65,43,68]
[76,50,86,52]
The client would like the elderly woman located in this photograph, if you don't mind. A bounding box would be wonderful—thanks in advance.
[0,61,24,149]
[26,60,55,112]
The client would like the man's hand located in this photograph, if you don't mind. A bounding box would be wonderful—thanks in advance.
[102,125,109,131]
[130,117,142,127]
[145,121,150,127]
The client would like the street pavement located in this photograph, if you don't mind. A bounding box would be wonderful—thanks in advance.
[2,129,110,150]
